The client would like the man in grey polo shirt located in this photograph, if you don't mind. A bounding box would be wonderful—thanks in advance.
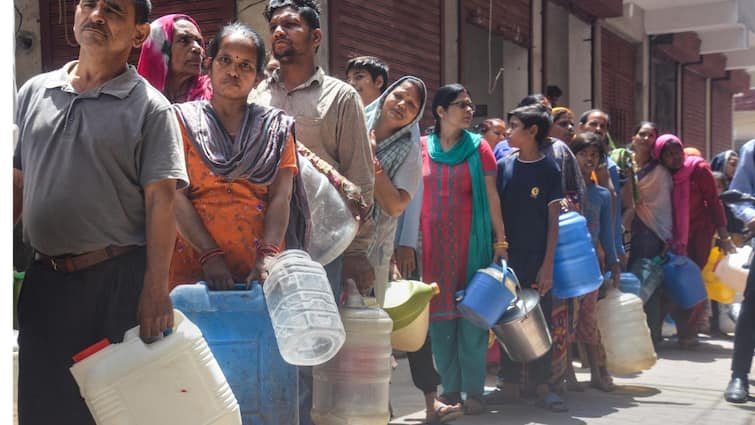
[12,1,188,424]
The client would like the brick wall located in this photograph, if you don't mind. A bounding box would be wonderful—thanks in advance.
[681,68,706,152]
[601,28,636,145]
[711,81,734,156]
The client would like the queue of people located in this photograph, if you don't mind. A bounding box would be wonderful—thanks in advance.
[12,1,755,425]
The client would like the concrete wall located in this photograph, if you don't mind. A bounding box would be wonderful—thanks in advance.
[462,23,504,120]
[545,2,570,104]
[14,0,42,86]
[569,15,593,116]
[503,40,529,112]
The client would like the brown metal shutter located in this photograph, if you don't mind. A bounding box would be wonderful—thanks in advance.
[681,68,706,152]
[39,0,236,72]
[329,0,442,130]
[711,81,733,156]
[601,27,636,145]
[462,0,532,48]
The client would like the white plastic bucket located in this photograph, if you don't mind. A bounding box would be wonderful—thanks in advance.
[70,310,241,425]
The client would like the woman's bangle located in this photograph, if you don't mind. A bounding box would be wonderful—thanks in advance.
[719,235,732,242]
[494,240,509,250]
[199,248,224,265]
[258,243,281,258]
[374,157,384,175]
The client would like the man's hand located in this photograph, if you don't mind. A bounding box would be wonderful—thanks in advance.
[342,253,375,294]
[394,246,416,279]
[137,275,174,343]
[747,218,755,234]
[202,255,235,290]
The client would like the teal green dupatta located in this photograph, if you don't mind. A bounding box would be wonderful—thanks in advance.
[427,130,493,282]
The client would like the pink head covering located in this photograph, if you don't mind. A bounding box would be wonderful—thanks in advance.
[137,14,212,102]
[652,134,704,255]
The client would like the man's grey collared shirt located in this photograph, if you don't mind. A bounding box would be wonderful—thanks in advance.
[14,62,188,256]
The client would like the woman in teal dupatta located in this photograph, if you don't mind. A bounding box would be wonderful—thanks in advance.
[421,84,508,414]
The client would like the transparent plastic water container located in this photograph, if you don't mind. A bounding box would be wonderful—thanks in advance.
[597,288,657,375]
[69,310,241,425]
[312,281,393,425]
[301,158,359,266]
[264,249,346,366]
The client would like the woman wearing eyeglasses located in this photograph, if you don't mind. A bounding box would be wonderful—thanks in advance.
[420,84,508,416]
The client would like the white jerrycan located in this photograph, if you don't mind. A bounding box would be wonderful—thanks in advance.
[70,310,241,425]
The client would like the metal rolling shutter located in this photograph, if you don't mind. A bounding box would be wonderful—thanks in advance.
[40,0,236,72]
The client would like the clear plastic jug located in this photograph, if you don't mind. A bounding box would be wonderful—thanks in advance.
[264,249,346,366]
[69,310,241,425]
[312,281,394,425]
[597,288,657,375]
[300,157,359,266]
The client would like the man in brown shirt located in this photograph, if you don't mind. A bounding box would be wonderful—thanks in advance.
[250,0,375,298]
[249,2,376,423]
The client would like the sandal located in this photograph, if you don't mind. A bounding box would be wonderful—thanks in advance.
[462,396,486,415]
[425,402,463,424]
[536,392,569,412]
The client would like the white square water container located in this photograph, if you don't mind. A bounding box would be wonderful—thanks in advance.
[70,310,241,425]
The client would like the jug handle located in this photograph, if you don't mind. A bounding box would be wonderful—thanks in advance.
[501,259,533,315]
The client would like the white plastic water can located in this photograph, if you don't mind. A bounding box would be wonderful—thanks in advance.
[70,310,241,425]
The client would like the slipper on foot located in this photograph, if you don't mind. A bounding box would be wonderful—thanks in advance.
[536,392,569,412]
[426,404,464,424]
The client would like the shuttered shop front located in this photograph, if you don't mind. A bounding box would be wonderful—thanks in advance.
[329,0,442,129]
[40,0,237,72]
[601,27,636,145]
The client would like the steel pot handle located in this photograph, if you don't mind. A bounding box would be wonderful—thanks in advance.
[501,259,531,316]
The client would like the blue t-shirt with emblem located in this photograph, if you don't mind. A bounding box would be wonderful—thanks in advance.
[496,154,564,284]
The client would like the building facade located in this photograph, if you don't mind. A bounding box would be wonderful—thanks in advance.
[14,0,755,157]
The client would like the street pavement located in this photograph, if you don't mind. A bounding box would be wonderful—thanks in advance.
[11,334,753,425]
[389,335,755,425]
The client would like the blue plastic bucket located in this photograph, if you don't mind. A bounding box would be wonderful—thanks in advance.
[171,282,298,425]
[458,261,518,329]
[661,254,707,309]
[553,212,604,298]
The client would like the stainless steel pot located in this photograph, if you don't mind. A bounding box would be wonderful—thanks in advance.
[491,288,552,362]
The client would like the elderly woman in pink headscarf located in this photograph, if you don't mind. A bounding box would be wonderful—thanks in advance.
[654,134,736,347]
[137,14,212,103]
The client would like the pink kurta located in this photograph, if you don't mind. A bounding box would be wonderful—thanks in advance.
[420,137,497,321]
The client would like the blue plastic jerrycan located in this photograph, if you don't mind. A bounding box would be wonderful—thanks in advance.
[660,253,707,309]
[553,212,604,298]
[170,282,298,425]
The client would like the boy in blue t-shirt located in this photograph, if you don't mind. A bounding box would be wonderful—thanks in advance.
[491,103,567,411]
[569,132,620,392]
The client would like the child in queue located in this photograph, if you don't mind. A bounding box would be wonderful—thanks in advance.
[569,132,621,391]
[491,103,567,412]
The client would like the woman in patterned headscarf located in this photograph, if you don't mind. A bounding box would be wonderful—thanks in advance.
[137,14,213,103]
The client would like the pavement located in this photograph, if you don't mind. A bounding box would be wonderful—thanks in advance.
[11,334,754,425]
[388,335,755,425]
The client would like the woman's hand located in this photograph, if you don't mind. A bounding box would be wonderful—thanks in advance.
[719,237,738,255]
[493,246,509,263]
[611,264,621,289]
[202,256,235,290]
[394,246,417,278]
[246,254,275,285]
[534,264,553,296]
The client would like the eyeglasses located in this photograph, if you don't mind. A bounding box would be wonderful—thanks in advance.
[556,121,574,128]
[449,101,476,112]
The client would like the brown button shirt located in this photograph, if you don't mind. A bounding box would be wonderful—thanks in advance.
[249,67,374,254]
